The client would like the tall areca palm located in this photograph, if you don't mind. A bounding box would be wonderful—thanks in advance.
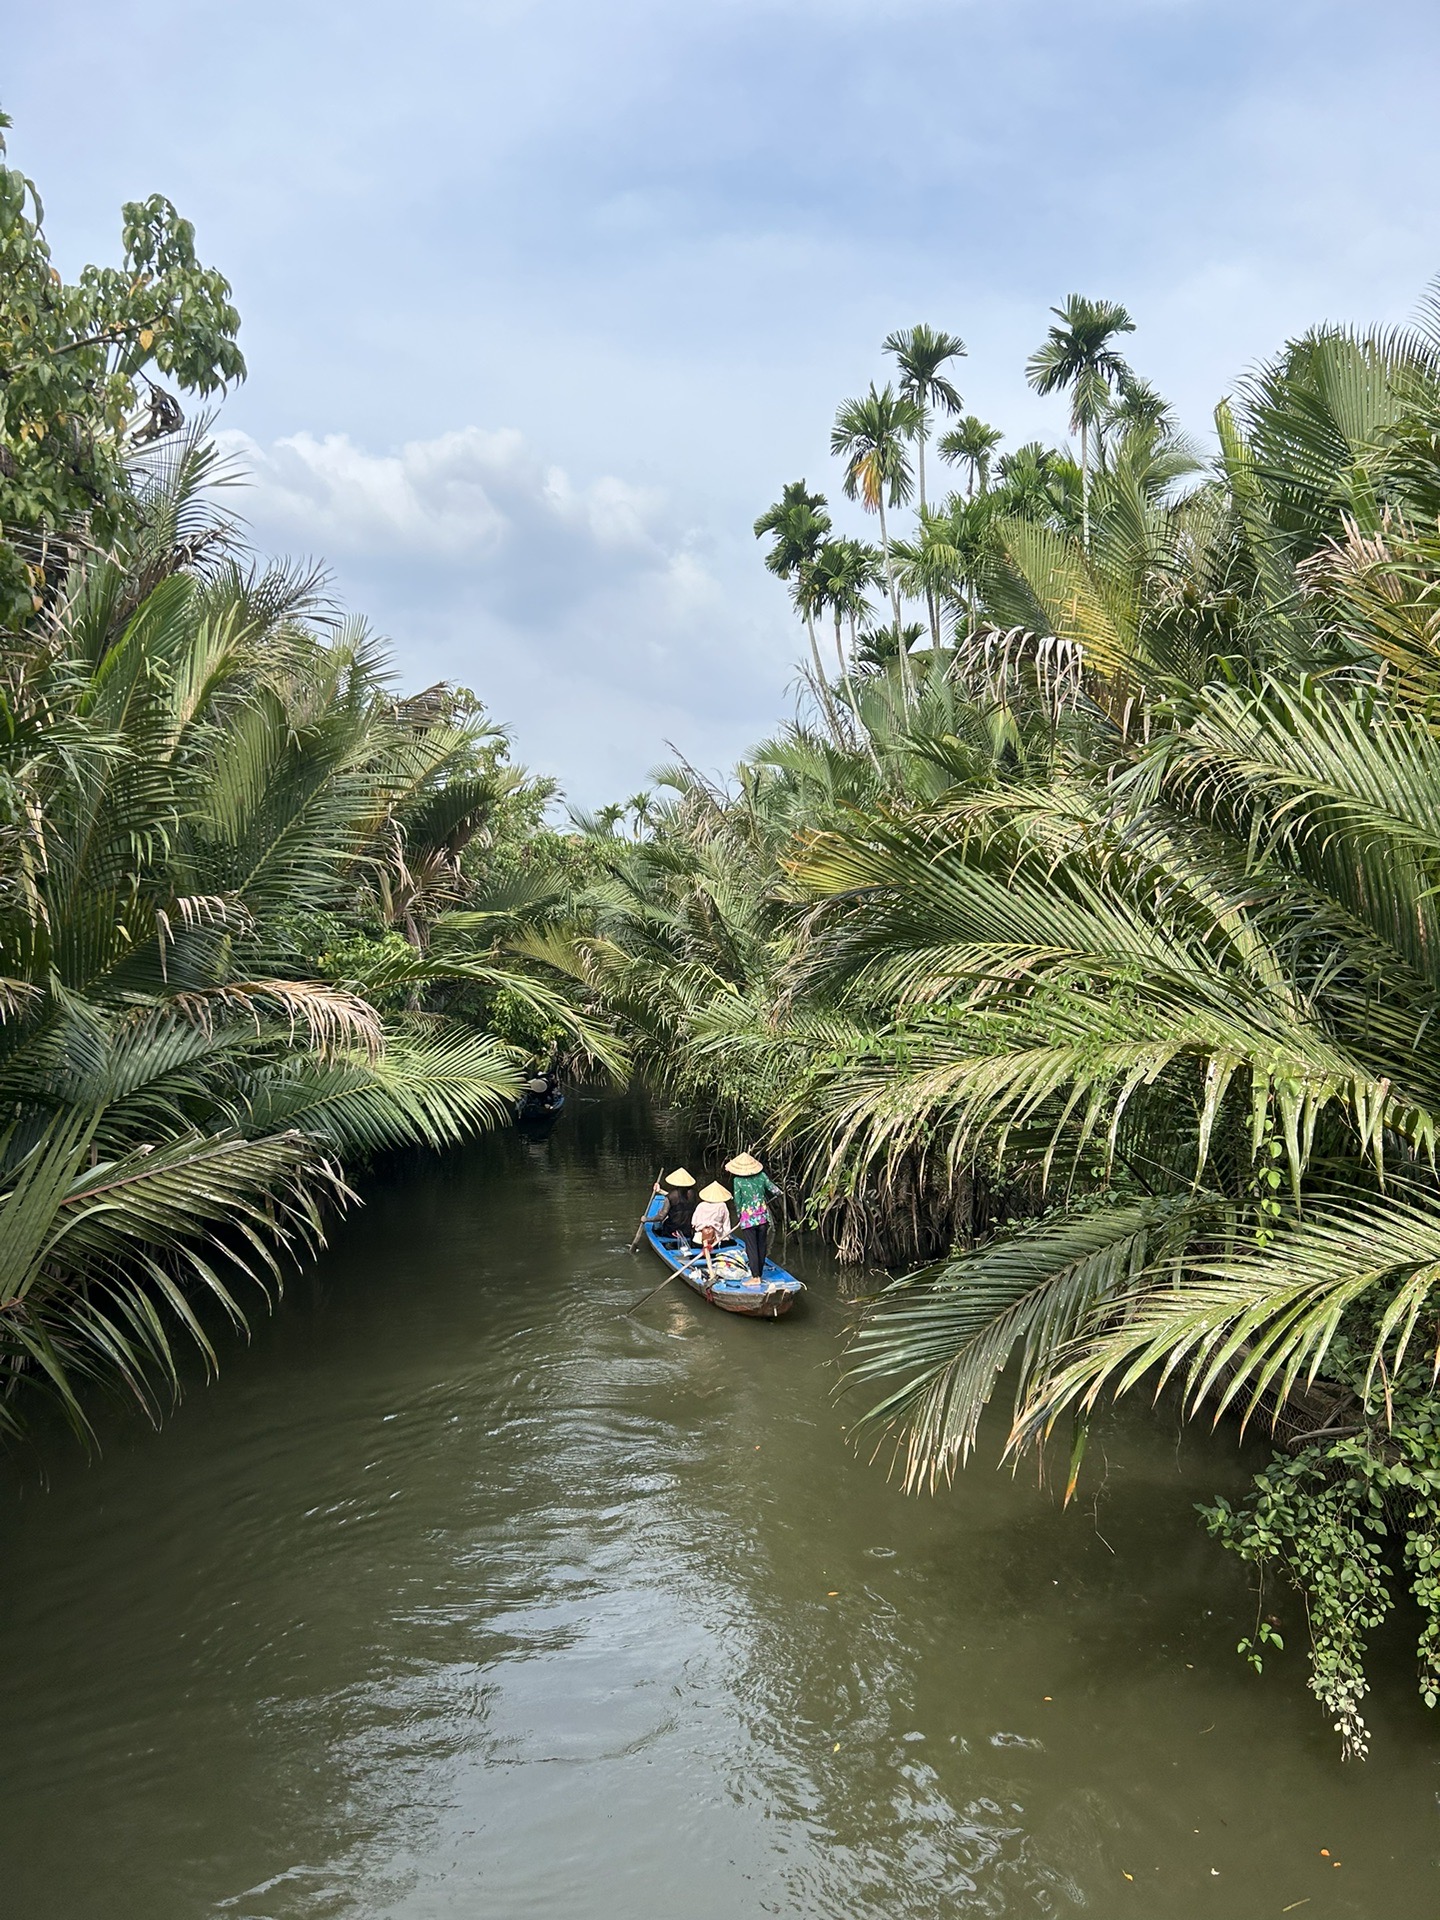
[890,507,969,652]
[831,385,921,703]
[812,537,879,676]
[811,537,884,769]
[1026,294,1136,550]
[938,416,1004,498]
[753,480,840,730]
[1105,370,1175,440]
[990,440,1077,529]
[883,324,967,515]
[897,494,998,633]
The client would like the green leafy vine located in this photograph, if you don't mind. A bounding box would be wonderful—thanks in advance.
[1201,1376,1440,1760]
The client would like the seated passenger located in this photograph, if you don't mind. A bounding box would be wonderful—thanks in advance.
[651,1168,698,1243]
[517,1075,554,1120]
[691,1181,733,1250]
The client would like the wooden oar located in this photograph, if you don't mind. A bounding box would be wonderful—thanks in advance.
[624,1245,708,1316]
[628,1171,664,1253]
[770,1183,791,1249]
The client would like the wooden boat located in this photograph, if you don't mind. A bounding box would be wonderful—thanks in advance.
[640,1194,805,1318]
[515,1089,565,1132]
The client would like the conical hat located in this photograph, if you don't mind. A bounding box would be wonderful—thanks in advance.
[699,1181,731,1202]
[524,1077,550,1092]
[724,1152,763,1176]
[664,1167,696,1186]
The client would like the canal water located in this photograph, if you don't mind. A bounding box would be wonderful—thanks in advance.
[2,1099,1437,1917]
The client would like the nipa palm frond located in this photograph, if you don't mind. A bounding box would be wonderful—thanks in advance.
[846,1195,1217,1488]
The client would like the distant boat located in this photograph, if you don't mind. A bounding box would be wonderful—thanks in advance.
[640,1193,804,1319]
[515,1088,565,1131]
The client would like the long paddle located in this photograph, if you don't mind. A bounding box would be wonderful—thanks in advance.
[624,1245,708,1316]
[628,1171,663,1253]
[774,1184,791,1252]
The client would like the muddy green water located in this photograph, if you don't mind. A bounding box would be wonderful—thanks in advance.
[2,1101,1438,1917]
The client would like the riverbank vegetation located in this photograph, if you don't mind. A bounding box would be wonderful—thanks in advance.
[0,116,610,1445]
[553,292,1440,1757]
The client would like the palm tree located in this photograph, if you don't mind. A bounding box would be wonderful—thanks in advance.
[1026,294,1136,549]
[811,537,883,769]
[780,311,1440,1754]
[883,324,967,515]
[938,416,1004,498]
[831,386,921,703]
[853,620,927,670]
[895,494,996,634]
[626,791,656,837]
[890,507,968,653]
[812,537,878,675]
[802,662,1440,1406]
[0,455,620,1438]
[990,440,1078,529]
[1105,370,1175,441]
[754,481,841,730]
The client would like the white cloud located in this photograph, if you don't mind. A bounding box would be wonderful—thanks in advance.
[219,426,664,564]
[219,425,797,805]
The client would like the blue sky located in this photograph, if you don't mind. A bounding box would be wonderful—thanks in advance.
[10,0,1440,802]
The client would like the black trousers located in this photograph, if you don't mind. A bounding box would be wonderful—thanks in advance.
[740,1223,768,1278]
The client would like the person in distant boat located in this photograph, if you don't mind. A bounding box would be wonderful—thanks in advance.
[691,1181,732,1251]
[651,1168,699,1244]
[516,1076,557,1122]
[725,1152,781,1283]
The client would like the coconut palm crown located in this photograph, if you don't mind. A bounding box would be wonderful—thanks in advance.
[1026,294,1136,549]
[938,415,1004,498]
[883,324,967,513]
[831,386,923,702]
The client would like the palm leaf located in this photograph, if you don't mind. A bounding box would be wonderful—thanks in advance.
[847,1195,1215,1488]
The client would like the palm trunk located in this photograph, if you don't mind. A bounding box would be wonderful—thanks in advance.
[877,494,912,708]
[833,609,847,700]
[1080,416,1090,552]
[843,610,885,780]
[804,604,841,738]
[918,409,940,659]
[833,608,855,740]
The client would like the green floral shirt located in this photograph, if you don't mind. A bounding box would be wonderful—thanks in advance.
[732,1170,779,1228]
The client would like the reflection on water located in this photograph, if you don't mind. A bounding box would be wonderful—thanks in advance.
[2,1097,1438,1917]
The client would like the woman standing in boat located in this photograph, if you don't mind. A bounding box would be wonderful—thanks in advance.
[725,1152,780,1282]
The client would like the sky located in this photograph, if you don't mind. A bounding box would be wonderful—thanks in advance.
[9,0,1440,804]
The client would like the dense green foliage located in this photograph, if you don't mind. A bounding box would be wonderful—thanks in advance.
[1202,1374,1440,1758]
[0,111,244,623]
[553,289,1440,1756]
[0,121,610,1443]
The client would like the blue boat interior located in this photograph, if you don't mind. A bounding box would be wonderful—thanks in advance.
[641,1194,803,1296]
